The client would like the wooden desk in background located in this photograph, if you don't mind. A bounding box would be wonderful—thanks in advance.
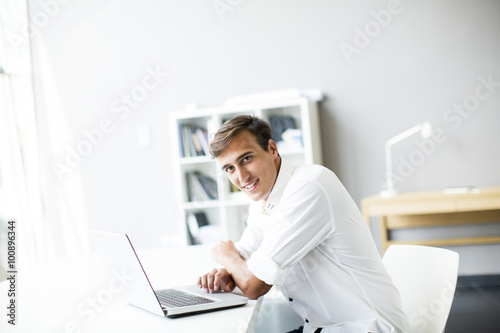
[361,187,500,253]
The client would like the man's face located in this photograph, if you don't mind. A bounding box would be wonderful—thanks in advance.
[218,130,280,202]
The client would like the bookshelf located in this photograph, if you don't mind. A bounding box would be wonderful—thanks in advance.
[170,97,323,245]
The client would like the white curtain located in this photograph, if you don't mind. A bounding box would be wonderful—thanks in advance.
[31,33,91,260]
[0,0,89,270]
[0,0,42,269]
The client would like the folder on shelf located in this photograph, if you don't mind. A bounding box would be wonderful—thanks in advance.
[186,172,218,202]
[269,115,297,142]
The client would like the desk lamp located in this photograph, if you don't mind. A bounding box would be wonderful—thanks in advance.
[381,121,433,198]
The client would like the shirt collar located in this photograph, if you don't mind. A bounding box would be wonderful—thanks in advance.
[262,158,296,214]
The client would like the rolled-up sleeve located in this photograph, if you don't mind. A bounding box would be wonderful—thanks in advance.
[247,248,287,286]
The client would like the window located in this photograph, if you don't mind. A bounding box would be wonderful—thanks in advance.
[0,0,44,268]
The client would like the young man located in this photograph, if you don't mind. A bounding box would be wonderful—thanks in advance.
[197,115,408,333]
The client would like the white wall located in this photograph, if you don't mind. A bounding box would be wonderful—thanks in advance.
[29,0,500,274]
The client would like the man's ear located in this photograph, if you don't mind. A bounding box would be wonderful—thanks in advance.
[268,139,279,157]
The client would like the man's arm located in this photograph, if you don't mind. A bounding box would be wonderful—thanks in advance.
[198,240,272,300]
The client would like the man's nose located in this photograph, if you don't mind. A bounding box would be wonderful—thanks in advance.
[236,167,250,183]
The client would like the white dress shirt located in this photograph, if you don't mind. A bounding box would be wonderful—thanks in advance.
[236,159,409,333]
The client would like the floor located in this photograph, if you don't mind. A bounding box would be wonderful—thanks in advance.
[445,275,500,333]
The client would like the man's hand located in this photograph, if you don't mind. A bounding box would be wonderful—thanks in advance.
[211,240,241,266]
[197,267,235,293]
[200,240,272,299]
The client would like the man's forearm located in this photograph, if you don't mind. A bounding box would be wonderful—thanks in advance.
[222,252,271,300]
[212,242,272,300]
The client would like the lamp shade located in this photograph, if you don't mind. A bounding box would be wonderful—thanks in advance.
[381,121,433,197]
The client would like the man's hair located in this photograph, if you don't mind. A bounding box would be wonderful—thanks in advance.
[209,115,273,158]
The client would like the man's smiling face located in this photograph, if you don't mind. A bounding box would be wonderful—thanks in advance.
[218,130,280,202]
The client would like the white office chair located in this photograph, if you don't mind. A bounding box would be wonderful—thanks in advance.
[382,245,459,333]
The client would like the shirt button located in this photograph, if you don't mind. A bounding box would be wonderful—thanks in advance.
[305,319,309,323]
[288,297,293,302]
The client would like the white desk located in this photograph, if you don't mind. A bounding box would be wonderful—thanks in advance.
[0,246,261,333]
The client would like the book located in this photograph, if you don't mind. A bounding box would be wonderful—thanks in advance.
[179,124,210,157]
[191,131,204,156]
[186,126,198,157]
[182,125,192,157]
[196,127,210,156]
[178,124,185,157]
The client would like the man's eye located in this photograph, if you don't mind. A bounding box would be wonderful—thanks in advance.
[242,156,252,163]
[225,166,234,173]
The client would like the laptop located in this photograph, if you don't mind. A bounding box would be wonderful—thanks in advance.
[88,230,248,317]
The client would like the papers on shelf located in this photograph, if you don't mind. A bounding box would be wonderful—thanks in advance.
[442,187,480,194]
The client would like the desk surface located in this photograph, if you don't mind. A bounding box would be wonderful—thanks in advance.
[0,245,261,333]
[362,186,500,215]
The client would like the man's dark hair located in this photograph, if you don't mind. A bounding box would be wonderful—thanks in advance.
[209,115,273,158]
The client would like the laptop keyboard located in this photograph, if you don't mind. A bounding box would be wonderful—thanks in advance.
[156,289,215,308]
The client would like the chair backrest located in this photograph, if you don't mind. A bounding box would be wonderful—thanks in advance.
[382,245,459,333]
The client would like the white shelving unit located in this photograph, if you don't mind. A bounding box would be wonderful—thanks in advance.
[170,97,323,245]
